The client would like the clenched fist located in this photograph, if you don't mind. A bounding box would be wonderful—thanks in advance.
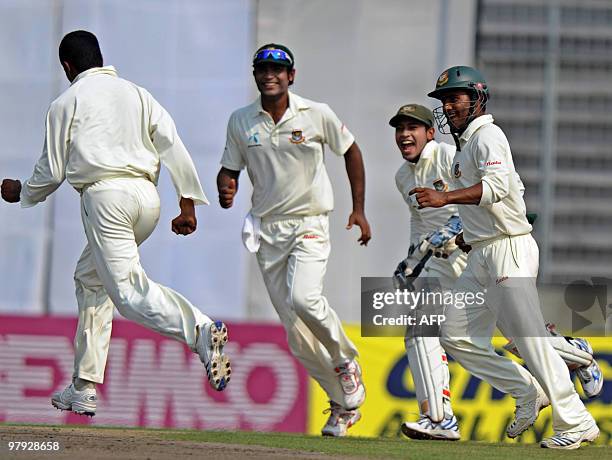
[1,179,21,203]
[219,178,237,209]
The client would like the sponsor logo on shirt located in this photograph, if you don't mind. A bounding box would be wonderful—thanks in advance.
[453,162,462,178]
[290,129,305,144]
[303,234,319,239]
[247,132,261,148]
[485,160,502,166]
[433,178,448,192]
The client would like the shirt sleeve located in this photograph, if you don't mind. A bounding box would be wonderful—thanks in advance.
[438,142,457,188]
[148,94,209,205]
[476,128,511,206]
[220,113,246,171]
[20,101,72,208]
[319,103,355,155]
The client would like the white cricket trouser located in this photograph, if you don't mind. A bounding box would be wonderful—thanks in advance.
[440,233,594,432]
[73,177,211,383]
[256,214,358,404]
[405,252,467,421]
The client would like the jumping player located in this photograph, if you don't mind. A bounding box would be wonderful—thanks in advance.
[216,44,370,437]
[1,31,230,417]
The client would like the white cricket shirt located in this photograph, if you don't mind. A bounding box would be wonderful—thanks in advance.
[395,140,468,280]
[220,91,355,217]
[20,66,208,207]
[452,114,532,244]
[395,140,458,246]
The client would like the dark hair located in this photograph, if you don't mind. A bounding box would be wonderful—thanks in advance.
[59,30,103,73]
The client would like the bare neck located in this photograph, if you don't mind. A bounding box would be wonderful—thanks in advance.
[262,92,290,124]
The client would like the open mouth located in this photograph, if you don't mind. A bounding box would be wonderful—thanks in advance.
[400,140,415,149]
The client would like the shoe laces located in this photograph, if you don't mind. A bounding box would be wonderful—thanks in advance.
[323,401,354,426]
[512,398,536,425]
[416,415,435,429]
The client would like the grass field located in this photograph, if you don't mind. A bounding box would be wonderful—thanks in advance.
[1,424,609,460]
[163,429,607,459]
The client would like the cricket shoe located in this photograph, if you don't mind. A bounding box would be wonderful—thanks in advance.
[196,321,231,391]
[321,401,361,437]
[541,421,600,449]
[401,415,461,441]
[51,383,96,416]
[569,337,604,399]
[335,360,365,410]
[506,387,550,438]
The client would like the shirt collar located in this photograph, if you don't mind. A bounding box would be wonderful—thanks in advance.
[72,65,118,85]
[251,90,310,119]
[459,114,494,147]
[407,140,437,169]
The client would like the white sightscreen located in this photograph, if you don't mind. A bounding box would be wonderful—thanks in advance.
[0,0,254,318]
[0,0,477,323]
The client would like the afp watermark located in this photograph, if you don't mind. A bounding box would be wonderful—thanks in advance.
[361,276,612,338]
[361,277,486,337]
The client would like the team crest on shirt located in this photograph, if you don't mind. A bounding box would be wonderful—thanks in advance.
[433,178,448,192]
[290,129,306,144]
[453,162,462,178]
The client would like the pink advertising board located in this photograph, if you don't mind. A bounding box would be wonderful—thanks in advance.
[0,315,308,432]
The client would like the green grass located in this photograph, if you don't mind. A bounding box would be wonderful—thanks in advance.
[162,430,608,459]
[2,424,608,459]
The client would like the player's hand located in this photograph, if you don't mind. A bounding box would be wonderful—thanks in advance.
[346,211,371,246]
[1,179,22,203]
[392,259,416,291]
[455,232,472,254]
[172,198,197,235]
[219,178,237,209]
[172,212,197,235]
[408,187,448,208]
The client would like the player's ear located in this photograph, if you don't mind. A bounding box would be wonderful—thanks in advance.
[61,61,76,82]
[288,68,296,86]
[426,126,435,141]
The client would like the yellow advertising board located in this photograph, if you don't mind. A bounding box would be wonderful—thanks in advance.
[308,326,611,445]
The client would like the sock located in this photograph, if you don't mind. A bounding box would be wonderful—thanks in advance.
[74,377,95,391]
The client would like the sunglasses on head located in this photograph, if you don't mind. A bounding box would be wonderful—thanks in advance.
[253,49,293,65]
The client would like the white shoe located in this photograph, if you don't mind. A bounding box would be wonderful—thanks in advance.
[506,387,550,438]
[196,321,231,391]
[321,401,361,437]
[541,421,600,449]
[569,338,604,399]
[51,383,96,416]
[401,415,461,441]
[335,360,365,410]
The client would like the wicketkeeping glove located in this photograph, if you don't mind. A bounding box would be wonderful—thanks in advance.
[392,240,434,290]
[432,235,458,259]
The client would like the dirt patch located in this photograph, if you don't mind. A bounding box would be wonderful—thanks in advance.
[0,425,335,460]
